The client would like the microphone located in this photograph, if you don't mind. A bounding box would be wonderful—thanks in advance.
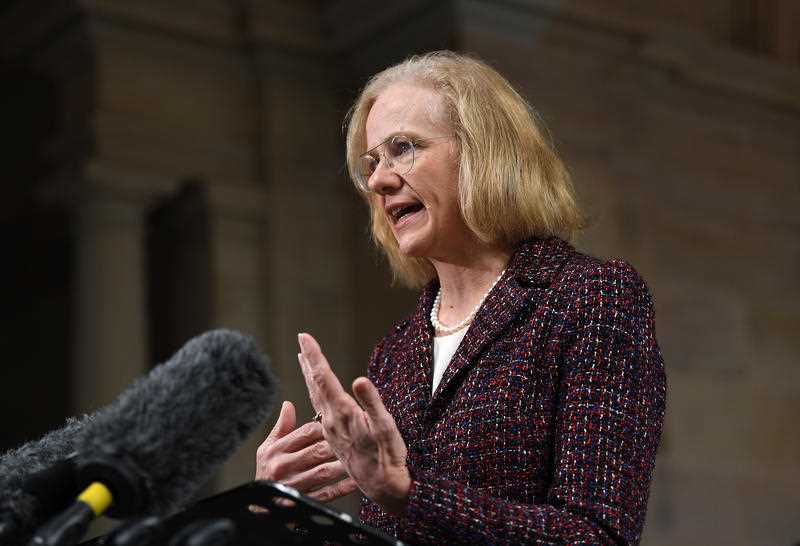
[2,329,275,545]
[0,418,91,543]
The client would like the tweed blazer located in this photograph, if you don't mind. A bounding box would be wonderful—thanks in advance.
[360,237,666,545]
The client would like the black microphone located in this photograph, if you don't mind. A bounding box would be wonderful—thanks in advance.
[0,418,91,543]
[2,329,275,546]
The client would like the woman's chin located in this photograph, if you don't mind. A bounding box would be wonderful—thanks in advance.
[394,232,431,258]
[392,219,432,257]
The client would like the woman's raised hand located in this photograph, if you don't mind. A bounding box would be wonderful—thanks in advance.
[255,400,358,502]
[297,332,411,515]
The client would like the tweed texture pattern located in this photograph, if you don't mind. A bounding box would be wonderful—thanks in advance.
[360,237,666,545]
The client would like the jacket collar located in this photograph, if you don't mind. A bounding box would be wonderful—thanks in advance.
[403,237,574,409]
[508,236,574,288]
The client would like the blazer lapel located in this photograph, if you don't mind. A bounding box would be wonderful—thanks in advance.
[399,283,437,407]
[385,284,437,452]
[429,237,573,406]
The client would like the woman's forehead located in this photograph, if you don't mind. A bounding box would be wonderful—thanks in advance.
[365,83,447,148]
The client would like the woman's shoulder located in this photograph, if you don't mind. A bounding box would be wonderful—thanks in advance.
[562,252,650,294]
[529,238,653,299]
[544,242,658,340]
[509,237,652,300]
[508,238,658,333]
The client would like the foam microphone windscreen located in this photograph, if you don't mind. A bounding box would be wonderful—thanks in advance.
[0,416,88,534]
[0,329,276,544]
[75,329,276,516]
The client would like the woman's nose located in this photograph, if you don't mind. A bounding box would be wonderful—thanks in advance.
[367,161,403,194]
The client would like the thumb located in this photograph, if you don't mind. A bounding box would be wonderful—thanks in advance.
[266,401,296,442]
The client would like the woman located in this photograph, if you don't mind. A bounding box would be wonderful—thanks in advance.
[255,51,666,545]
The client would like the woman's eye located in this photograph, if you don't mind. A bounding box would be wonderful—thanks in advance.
[387,137,413,158]
[360,156,378,175]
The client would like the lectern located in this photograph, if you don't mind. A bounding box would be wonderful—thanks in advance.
[80,481,406,546]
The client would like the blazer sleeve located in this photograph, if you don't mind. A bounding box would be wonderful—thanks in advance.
[384,260,667,546]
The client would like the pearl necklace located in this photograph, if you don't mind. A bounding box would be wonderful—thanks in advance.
[430,268,507,335]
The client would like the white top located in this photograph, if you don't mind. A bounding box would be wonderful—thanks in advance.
[432,328,468,394]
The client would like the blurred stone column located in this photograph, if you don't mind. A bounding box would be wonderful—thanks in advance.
[71,162,175,413]
[202,181,272,488]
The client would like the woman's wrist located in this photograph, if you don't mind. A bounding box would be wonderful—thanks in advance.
[375,467,412,516]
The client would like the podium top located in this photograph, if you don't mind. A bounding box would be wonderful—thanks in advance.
[82,481,407,546]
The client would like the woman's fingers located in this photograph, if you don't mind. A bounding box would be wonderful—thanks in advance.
[352,378,390,422]
[297,352,324,415]
[297,333,349,411]
[282,460,350,493]
[270,438,337,479]
[252,467,356,513]
[353,378,400,442]
[258,443,334,483]
[306,476,360,503]
[259,421,323,462]
[271,422,324,454]
[256,401,298,479]
[267,401,296,442]
[257,420,327,481]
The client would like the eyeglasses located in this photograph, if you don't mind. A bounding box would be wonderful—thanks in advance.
[355,134,450,192]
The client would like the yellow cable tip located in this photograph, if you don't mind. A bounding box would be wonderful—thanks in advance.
[77,482,113,516]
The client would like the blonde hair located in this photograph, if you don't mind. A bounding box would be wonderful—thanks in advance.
[345,51,584,288]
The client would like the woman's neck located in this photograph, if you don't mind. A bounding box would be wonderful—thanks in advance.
[430,244,513,332]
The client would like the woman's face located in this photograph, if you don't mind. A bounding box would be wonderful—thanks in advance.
[364,83,470,261]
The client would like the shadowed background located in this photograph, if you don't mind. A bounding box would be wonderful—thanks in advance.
[1,1,798,544]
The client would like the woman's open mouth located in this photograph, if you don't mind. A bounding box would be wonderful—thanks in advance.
[387,200,425,230]
[389,202,425,225]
